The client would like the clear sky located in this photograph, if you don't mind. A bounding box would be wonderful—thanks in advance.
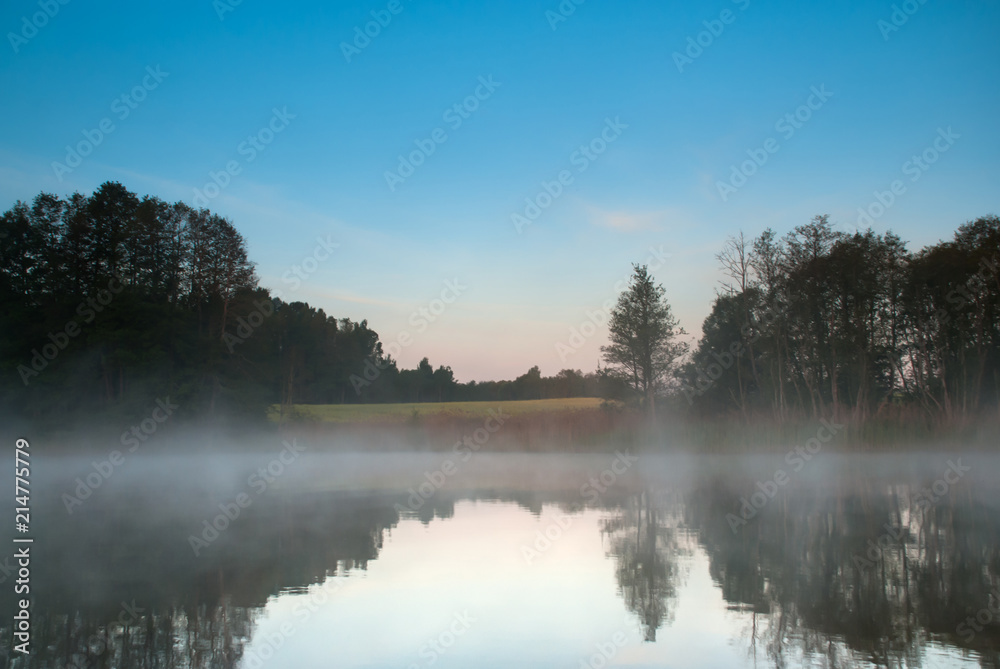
[2,0,998,381]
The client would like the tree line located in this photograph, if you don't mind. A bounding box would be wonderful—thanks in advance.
[1,183,996,425]
[0,183,611,424]
[681,214,1000,423]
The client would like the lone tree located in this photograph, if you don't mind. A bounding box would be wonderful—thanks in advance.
[601,265,688,417]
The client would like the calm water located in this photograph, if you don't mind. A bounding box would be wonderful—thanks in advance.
[3,449,999,668]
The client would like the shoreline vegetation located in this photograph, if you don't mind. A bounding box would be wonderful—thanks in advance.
[2,182,998,451]
[270,397,996,454]
[20,390,999,456]
[36,396,996,456]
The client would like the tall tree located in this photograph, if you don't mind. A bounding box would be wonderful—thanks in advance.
[601,265,688,416]
[716,231,761,416]
[86,181,138,282]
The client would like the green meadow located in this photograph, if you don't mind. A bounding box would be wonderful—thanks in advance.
[268,397,607,424]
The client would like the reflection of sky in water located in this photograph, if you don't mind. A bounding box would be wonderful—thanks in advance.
[7,453,998,668]
[242,500,979,668]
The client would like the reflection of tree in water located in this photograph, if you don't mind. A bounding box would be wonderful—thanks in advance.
[1,487,601,668]
[685,473,1000,668]
[0,490,400,669]
[602,489,686,641]
[22,599,257,669]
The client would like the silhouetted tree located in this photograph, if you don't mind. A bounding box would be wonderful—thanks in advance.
[602,264,688,416]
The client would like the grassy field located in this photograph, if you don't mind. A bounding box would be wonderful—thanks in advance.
[269,397,608,424]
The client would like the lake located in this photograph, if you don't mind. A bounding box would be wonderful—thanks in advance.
[3,447,999,668]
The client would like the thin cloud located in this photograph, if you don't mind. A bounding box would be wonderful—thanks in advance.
[586,205,702,233]
[588,207,665,232]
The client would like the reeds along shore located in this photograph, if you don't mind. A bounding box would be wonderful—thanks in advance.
[274,401,1000,454]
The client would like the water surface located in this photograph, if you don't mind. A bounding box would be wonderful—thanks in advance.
[3,450,999,668]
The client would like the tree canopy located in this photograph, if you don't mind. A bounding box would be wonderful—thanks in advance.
[601,264,688,416]
[0,185,611,425]
[683,214,1000,424]
[2,182,996,429]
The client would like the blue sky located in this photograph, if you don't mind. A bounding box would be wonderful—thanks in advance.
[2,0,998,381]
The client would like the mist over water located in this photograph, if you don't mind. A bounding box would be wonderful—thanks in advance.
[3,437,999,669]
